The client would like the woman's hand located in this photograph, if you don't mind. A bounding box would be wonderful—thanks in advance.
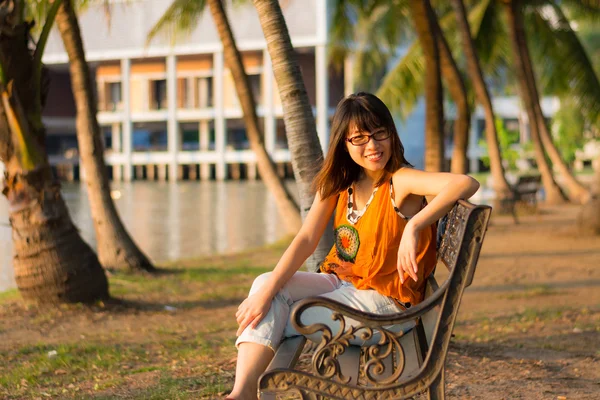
[235,291,273,336]
[397,222,420,284]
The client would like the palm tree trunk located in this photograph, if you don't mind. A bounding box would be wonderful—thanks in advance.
[252,0,332,271]
[409,0,444,172]
[431,8,470,174]
[451,0,512,200]
[0,14,108,304]
[513,4,590,204]
[505,0,565,204]
[207,0,301,234]
[55,0,154,272]
[7,167,110,303]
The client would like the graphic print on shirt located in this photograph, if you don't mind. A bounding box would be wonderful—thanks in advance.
[334,224,360,262]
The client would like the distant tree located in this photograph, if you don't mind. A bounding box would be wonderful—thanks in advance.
[408,0,445,172]
[55,0,155,273]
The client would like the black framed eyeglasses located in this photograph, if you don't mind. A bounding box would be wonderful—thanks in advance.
[346,130,390,146]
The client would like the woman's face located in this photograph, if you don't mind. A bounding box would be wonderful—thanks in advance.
[345,122,392,175]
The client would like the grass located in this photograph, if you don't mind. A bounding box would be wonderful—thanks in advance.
[502,284,563,300]
[0,240,286,399]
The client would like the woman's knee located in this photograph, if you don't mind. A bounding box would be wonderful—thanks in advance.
[249,272,272,294]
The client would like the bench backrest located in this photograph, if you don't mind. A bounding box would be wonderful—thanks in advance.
[420,201,491,377]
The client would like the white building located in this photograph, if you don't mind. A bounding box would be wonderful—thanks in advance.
[40,0,557,181]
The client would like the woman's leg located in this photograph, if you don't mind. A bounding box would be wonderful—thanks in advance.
[229,272,342,399]
[284,281,414,346]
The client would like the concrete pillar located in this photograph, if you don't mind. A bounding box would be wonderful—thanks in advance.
[113,165,122,181]
[189,164,198,180]
[157,164,168,181]
[214,51,226,180]
[199,120,210,180]
[469,113,479,173]
[247,162,257,180]
[199,120,209,150]
[147,164,156,180]
[167,54,179,182]
[344,56,355,97]
[121,58,133,181]
[518,110,530,144]
[111,123,122,152]
[187,76,196,108]
[200,164,211,180]
[316,44,329,153]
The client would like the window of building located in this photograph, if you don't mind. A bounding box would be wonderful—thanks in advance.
[108,82,122,111]
[248,74,262,105]
[197,77,213,108]
[150,79,167,110]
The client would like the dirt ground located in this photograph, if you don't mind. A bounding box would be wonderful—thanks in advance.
[0,203,599,399]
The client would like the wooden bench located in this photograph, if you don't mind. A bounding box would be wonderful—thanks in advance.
[259,200,492,399]
[501,174,541,223]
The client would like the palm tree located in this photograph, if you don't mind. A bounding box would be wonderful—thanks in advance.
[330,1,473,174]
[431,7,471,174]
[252,0,332,271]
[516,2,592,204]
[149,0,302,234]
[451,0,512,200]
[408,0,444,172]
[467,0,596,204]
[0,0,109,303]
[55,0,155,272]
[504,0,568,204]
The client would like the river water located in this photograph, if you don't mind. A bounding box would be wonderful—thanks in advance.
[0,181,295,292]
[0,180,493,293]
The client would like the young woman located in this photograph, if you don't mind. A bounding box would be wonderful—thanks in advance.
[227,92,480,400]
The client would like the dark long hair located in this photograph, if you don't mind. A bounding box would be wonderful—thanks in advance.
[313,92,412,199]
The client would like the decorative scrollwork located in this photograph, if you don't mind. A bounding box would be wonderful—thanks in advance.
[310,312,361,383]
[363,328,406,385]
[300,310,410,387]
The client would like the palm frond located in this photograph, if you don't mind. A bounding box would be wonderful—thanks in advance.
[376,41,425,120]
[329,0,411,90]
[472,0,510,79]
[328,0,360,70]
[146,0,207,46]
[526,1,600,124]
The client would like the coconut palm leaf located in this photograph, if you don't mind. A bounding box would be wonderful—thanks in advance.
[376,41,424,119]
[374,3,478,119]
[329,0,411,92]
[470,0,510,80]
[146,0,207,45]
[25,0,112,36]
[525,1,600,124]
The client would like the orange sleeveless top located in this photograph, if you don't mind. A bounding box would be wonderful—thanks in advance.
[319,180,437,305]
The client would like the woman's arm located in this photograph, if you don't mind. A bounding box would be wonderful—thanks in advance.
[236,191,337,335]
[393,169,480,283]
[394,169,480,231]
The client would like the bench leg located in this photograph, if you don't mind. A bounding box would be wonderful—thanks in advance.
[427,367,445,400]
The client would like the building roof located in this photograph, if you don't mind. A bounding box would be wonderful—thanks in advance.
[43,0,326,64]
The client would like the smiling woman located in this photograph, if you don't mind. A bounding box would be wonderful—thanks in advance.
[227,92,480,400]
